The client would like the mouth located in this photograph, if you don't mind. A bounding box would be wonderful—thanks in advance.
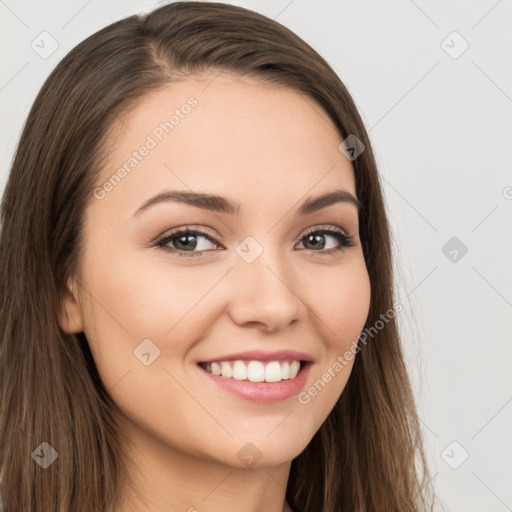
[197,359,311,383]
[196,358,313,403]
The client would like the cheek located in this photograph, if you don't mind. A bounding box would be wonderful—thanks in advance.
[296,257,371,412]
[78,253,221,443]
[308,256,372,350]
[79,250,225,384]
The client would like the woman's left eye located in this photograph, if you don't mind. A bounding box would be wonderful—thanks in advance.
[297,226,355,255]
[154,225,355,258]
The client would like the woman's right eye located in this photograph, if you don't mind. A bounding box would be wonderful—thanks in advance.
[155,228,220,258]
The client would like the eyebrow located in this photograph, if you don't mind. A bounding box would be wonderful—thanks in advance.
[132,188,360,218]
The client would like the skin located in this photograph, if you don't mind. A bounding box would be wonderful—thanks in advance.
[59,72,371,512]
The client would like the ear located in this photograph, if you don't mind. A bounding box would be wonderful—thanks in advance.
[58,277,84,334]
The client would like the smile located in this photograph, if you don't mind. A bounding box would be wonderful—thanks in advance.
[199,359,302,383]
[197,359,312,403]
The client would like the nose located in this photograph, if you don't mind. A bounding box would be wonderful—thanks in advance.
[227,243,304,332]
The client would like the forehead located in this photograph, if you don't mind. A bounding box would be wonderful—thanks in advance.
[94,74,356,217]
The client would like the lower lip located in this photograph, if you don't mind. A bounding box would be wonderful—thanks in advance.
[197,362,312,403]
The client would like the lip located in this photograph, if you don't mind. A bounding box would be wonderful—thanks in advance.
[198,349,314,364]
[197,360,313,403]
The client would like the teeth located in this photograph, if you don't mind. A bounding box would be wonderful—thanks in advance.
[221,361,233,378]
[289,360,300,378]
[232,360,247,380]
[211,362,221,375]
[281,361,290,379]
[247,361,265,382]
[265,361,283,382]
[201,359,303,382]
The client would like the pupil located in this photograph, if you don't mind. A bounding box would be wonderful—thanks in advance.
[306,233,325,250]
[177,234,196,250]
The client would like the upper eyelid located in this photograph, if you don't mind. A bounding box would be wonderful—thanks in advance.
[301,225,348,235]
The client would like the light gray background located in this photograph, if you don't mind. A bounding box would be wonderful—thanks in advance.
[1,1,511,510]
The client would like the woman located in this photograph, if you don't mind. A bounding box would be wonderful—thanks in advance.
[0,2,438,511]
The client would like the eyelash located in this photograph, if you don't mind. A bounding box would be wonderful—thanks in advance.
[154,225,355,259]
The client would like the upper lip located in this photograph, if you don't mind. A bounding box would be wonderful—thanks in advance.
[198,349,314,364]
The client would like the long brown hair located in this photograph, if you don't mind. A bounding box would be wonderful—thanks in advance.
[0,2,438,511]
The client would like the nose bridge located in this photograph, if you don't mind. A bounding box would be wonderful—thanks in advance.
[228,235,303,329]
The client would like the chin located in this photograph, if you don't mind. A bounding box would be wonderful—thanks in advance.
[225,433,312,469]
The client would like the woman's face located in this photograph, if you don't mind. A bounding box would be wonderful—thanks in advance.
[61,73,371,468]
